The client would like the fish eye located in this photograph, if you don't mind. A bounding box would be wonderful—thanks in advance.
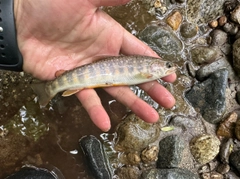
[166,62,173,68]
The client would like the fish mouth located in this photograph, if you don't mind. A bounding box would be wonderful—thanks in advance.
[166,66,177,75]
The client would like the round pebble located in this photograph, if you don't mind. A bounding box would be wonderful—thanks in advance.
[235,119,240,140]
[180,22,198,39]
[209,20,218,28]
[218,16,227,26]
[190,134,220,164]
[223,22,239,35]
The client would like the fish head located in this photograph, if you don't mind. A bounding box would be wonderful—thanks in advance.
[149,60,177,78]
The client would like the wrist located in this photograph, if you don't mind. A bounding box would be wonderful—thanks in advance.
[0,0,23,71]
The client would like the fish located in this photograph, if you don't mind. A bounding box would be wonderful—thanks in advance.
[31,55,176,107]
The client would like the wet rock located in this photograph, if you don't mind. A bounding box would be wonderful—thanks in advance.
[231,5,240,25]
[166,11,182,30]
[139,24,183,59]
[186,0,225,24]
[235,118,240,140]
[236,91,240,105]
[114,114,160,152]
[223,22,239,35]
[224,0,238,13]
[218,16,228,26]
[79,135,112,179]
[210,29,228,46]
[216,163,230,174]
[5,167,57,179]
[126,152,141,165]
[141,168,199,179]
[190,46,218,65]
[219,138,234,164]
[116,166,141,179]
[180,22,198,39]
[233,38,240,76]
[224,170,240,179]
[190,134,220,164]
[209,20,218,28]
[201,171,224,179]
[229,150,240,173]
[186,69,228,124]
[141,145,159,164]
[217,112,238,138]
[157,135,184,168]
[196,57,232,81]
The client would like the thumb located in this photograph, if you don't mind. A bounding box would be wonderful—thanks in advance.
[89,0,131,7]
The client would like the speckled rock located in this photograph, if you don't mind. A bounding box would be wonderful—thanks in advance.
[186,0,225,24]
[141,168,200,179]
[116,166,141,179]
[210,29,228,46]
[186,69,228,124]
[231,5,240,25]
[180,22,198,39]
[190,134,220,164]
[139,24,183,60]
[190,46,218,65]
[233,38,240,76]
[166,11,182,30]
[229,150,240,173]
[157,135,184,168]
[114,114,161,152]
[141,145,159,164]
[79,135,112,179]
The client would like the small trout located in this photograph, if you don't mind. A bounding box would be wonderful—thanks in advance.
[32,55,176,107]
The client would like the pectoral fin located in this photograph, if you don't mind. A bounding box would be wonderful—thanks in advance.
[55,70,67,77]
[138,72,153,79]
[62,89,81,96]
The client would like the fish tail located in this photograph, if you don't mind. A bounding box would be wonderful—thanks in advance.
[31,82,52,107]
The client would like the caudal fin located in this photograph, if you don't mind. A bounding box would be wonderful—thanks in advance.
[31,82,52,107]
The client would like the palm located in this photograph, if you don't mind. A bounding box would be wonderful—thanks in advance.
[14,0,176,131]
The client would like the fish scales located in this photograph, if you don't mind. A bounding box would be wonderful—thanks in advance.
[31,55,176,107]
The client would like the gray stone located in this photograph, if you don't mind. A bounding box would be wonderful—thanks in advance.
[229,150,240,173]
[190,46,218,65]
[210,29,228,46]
[233,38,240,77]
[79,135,112,179]
[157,135,184,168]
[196,57,233,81]
[219,138,234,164]
[180,22,198,39]
[139,24,183,60]
[231,5,240,25]
[141,168,200,179]
[223,22,239,35]
[185,69,228,124]
[114,114,160,152]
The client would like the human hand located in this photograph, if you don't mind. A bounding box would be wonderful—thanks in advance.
[14,0,176,131]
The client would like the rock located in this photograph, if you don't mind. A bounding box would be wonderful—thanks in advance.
[186,69,228,124]
[233,38,240,76]
[139,24,183,59]
[229,150,240,173]
[190,46,218,65]
[224,0,238,13]
[235,118,240,140]
[114,114,160,152]
[216,163,230,174]
[224,170,240,179]
[79,135,112,179]
[218,16,227,26]
[186,0,225,24]
[190,134,220,164]
[236,91,240,105]
[141,145,159,164]
[219,138,234,164]
[217,112,238,138]
[210,29,228,46]
[223,22,239,35]
[116,166,141,179]
[231,5,240,25]
[157,135,184,168]
[209,20,218,28]
[5,167,57,179]
[180,22,198,39]
[201,171,224,179]
[196,57,233,81]
[141,168,199,179]
[166,11,183,30]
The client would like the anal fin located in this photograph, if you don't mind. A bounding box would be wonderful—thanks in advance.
[62,89,81,96]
